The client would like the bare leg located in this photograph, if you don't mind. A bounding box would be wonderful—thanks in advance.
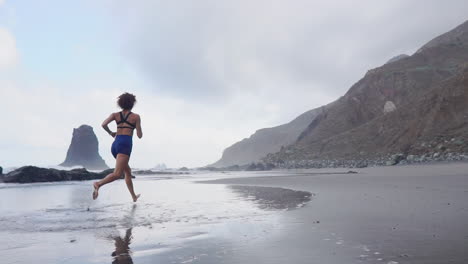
[124,164,140,202]
[93,154,129,200]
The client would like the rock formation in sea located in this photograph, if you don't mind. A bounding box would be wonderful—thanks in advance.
[263,19,468,168]
[210,107,325,167]
[60,125,109,170]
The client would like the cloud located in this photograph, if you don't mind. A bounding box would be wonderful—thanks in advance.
[106,0,468,104]
[0,27,18,70]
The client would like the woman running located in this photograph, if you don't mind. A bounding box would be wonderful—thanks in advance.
[93,92,143,202]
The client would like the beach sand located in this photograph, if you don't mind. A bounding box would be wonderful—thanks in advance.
[1,163,467,263]
[201,162,468,264]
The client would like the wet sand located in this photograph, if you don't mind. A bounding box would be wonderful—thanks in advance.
[1,163,467,263]
[0,174,310,263]
[201,162,468,264]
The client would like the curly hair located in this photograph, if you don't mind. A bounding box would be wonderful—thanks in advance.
[117,93,137,110]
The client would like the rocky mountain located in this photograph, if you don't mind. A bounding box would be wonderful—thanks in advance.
[211,107,325,167]
[60,125,109,170]
[264,20,468,167]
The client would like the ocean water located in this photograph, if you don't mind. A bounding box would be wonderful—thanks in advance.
[0,173,311,264]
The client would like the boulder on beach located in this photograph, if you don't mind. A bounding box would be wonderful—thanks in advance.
[355,161,368,168]
[60,125,109,170]
[387,154,406,166]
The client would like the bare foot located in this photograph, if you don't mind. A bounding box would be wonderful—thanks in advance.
[93,182,100,200]
[133,194,141,202]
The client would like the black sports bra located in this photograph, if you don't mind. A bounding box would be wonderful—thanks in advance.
[116,111,136,130]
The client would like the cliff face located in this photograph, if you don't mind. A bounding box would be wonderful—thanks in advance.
[264,20,468,166]
[60,125,109,170]
[211,107,325,167]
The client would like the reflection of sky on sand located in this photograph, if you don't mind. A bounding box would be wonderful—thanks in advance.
[228,185,312,210]
[0,176,311,263]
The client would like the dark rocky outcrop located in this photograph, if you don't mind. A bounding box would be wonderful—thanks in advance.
[60,125,109,170]
[3,166,133,183]
[210,107,326,167]
[263,20,468,168]
[3,166,108,183]
[0,166,3,175]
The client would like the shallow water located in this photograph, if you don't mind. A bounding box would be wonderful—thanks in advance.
[0,173,311,264]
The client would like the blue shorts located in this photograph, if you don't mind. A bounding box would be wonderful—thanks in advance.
[111,135,133,158]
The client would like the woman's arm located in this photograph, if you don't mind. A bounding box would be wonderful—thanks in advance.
[102,113,116,137]
[136,115,143,139]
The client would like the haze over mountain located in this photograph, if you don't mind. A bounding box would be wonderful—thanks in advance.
[214,19,468,168]
[211,107,324,167]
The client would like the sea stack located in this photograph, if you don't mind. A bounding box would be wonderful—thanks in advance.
[60,125,109,170]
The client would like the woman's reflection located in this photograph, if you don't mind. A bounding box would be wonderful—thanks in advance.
[111,228,133,264]
[111,204,137,264]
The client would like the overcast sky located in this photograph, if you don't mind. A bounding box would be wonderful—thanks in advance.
[0,0,467,169]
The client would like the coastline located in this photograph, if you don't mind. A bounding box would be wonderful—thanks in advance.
[263,152,468,169]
